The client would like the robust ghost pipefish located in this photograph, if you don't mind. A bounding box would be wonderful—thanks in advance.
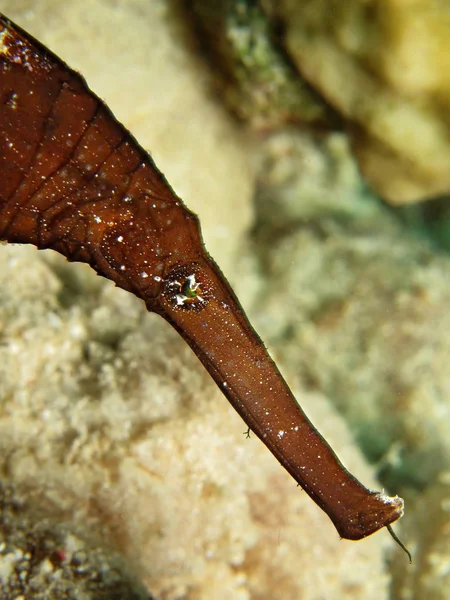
[0,14,409,555]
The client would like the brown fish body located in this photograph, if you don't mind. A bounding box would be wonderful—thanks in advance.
[0,15,404,541]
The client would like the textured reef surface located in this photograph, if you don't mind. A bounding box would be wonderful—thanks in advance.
[276,0,450,205]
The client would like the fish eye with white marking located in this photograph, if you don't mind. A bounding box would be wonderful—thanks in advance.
[162,267,208,310]
[173,273,204,306]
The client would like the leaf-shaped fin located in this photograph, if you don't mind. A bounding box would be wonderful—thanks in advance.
[0,16,202,299]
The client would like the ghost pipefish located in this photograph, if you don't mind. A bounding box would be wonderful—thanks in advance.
[0,14,410,555]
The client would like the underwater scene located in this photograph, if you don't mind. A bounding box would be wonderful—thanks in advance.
[0,1,448,599]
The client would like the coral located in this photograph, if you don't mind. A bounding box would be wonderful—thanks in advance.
[275,0,450,204]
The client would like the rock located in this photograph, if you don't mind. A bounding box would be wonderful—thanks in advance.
[0,485,150,599]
